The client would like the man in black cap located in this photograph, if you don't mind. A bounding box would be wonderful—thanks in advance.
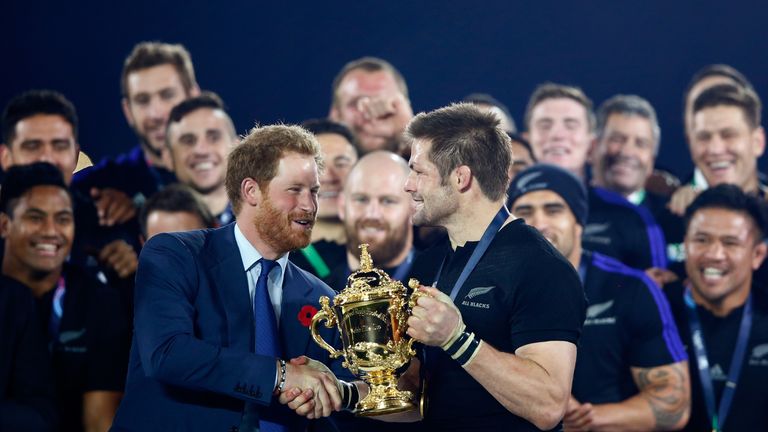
[509,164,691,431]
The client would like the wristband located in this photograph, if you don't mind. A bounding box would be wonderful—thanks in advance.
[276,359,287,393]
[340,381,361,411]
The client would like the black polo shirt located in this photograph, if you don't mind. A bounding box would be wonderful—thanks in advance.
[573,251,687,404]
[409,219,586,431]
[665,281,768,431]
[35,264,131,432]
[583,187,667,271]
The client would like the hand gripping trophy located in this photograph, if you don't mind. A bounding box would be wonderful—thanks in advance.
[310,244,423,416]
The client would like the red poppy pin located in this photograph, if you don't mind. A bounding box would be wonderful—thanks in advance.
[298,305,318,327]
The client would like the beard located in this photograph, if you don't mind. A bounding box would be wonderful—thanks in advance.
[345,218,410,266]
[253,196,315,255]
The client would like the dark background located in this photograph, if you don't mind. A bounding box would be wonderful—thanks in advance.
[4,0,767,179]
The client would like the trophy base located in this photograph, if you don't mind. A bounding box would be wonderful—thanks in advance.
[355,371,414,417]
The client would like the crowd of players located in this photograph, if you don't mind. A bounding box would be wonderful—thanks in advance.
[1,40,767,431]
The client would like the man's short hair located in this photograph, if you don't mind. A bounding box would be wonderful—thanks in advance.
[596,94,661,152]
[524,83,596,132]
[225,124,323,214]
[2,89,78,146]
[331,57,409,107]
[166,91,234,146]
[463,92,517,133]
[301,118,360,155]
[685,64,754,99]
[139,184,217,237]
[406,103,511,202]
[692,83,762,130]
[121,42,197,98]
[508,132,536,162]
[0,162,70,216]
[684,184,768,242]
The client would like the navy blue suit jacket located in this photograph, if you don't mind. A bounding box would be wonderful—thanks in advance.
[112,224,347,431]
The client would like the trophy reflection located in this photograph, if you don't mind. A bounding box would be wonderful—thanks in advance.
[310,244,422,416]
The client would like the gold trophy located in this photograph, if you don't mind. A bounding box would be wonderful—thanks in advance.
[310,244,422,416]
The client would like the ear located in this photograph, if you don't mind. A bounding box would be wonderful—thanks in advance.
[241,178,263,209]
[586,134,598,165]
[337,192,347,222]
[329,105,340,121]
[0,144,12,172]
[0,213,10,239]
[162,147,175,173]
[455,165,472,192]
[752,240,767,270]
[752,126,765,158]
[122,98,135,127]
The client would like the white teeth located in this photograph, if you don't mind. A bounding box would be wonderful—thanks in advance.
[709,161,731,169]
[193,162,214,171]
[547,148,567,156]
[35,244,56,252]
[703,267,724,278]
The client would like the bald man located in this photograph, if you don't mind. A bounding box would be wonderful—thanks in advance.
[323,150,416,291]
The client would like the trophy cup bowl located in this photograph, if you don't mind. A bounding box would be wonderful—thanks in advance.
[310,244,423,416]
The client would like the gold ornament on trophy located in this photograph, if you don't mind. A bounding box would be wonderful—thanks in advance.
[310,244,423,416]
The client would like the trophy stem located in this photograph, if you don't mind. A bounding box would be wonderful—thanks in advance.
[355,370,415,417]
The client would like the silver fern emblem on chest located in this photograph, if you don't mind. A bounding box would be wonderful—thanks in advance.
[465,286,495,299]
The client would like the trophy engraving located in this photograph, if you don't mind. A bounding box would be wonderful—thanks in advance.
[310,244,423,416]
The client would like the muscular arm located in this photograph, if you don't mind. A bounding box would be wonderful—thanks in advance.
[83,390,122,432]
[566,361,690,431]
[464,340,577,430]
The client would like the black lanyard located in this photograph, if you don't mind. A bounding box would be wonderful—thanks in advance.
[684,287,753,432]
[432,206,510,301]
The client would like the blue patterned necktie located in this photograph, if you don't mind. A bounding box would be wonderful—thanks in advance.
[254,259,280,357]
[244,258,286,432]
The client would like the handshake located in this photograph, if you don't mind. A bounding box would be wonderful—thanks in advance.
[276,356,365,420]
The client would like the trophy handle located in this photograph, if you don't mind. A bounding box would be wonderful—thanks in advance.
[406,278,427,353]
[310,296,343,358]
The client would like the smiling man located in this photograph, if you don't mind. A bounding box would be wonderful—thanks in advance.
[523,84,668,271]
[664,185,768,431]
[0,162,130,432]
[112,124,363,432]
[509,164,690,432]
[72,42,200,212]
[165,92,237,225]
[689,83,765,196]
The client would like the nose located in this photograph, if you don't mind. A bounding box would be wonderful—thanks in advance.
[37,145,55,164]
[364,199,382,220]
[528,210,547,233]
[41,216,58,236]
[298,189,318,213]
[404,171,416,193]
[703,240,727,260]
[706,135,727,155]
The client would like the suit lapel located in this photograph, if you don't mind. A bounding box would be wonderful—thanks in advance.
[203,224,254,352]
[280,264,316,358]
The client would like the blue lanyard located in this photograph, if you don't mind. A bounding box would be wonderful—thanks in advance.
[49,277,66,342]
[432,206,510,301]
[684,287,753,432]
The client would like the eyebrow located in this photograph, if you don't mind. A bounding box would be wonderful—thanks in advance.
[544,203,566,211]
